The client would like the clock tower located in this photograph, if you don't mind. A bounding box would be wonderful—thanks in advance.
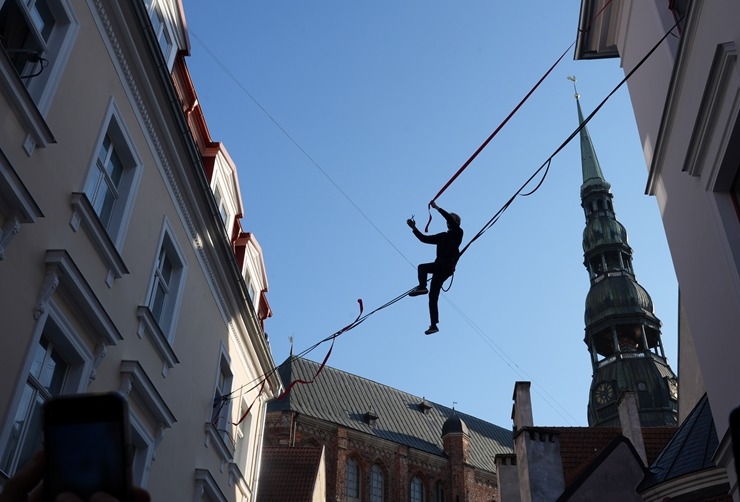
[574,91,678,427]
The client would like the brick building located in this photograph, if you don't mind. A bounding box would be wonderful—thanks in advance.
[261,356,513,502]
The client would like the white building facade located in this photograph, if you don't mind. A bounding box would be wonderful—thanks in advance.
[575,1,740,499]
[0,0,280,500]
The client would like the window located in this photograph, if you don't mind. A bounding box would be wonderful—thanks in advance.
[146,226,186,339]
[410,476,424,502]
[81,107,141,247]
[129,415,154,488]
[435,481,445,502]
[87,133,124,230]
[143,0,175,68]
[345,457,360,501]
[0,0,78,113]
[210,356,233,440]
[0,313,90,478]
[72,102,142,282]
[370,464,384,502]
[234,401,253,474]
[0,335,67,475]
[213,185,228,226]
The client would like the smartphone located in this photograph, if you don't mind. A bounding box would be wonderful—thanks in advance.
[43,392,133,502]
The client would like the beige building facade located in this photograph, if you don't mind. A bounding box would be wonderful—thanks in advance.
[576,0,740,499]
[0,0,280,500]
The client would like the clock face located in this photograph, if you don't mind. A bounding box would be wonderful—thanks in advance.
[668,379,678,400]
[594,382,614,405]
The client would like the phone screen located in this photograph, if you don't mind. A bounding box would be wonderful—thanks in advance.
[44,393,131,501]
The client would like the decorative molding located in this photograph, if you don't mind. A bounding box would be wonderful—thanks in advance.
[69,192,129,280]
[120,361,176,426]
[91,0,269,386]
[193,468,228,502]
[89,343,108,383]
[204,422,235,464]
[0,214,20,260]
[0,148,43,259]
[0,49,55,149]
[36,250,121,344]
[683,42,739,182]
[33,267,60,320]
[136,306,180,374]
[119,360,176,461]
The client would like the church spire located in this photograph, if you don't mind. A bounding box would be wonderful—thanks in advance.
[572,81,678,427]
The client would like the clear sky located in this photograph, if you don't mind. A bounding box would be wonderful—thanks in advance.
[180,0,678,428]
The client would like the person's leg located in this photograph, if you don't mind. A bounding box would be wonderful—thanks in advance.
[417,262,434,287]
[426,269,452,334]
[428,273,444,325]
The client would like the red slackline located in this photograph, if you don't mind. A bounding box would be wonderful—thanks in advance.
[424,0,614,231]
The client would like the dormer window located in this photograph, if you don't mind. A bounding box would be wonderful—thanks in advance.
[418,398,432,414]
[143,0,176,68]
[364,409,378,426]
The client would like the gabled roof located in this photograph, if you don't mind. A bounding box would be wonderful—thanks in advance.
[544,426,675,486]
[258,446,323,502]
[639,394,719,490]
[557,435,645,502]
[268,357,513,473]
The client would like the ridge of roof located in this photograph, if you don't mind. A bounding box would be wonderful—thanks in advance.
[639,394,718,490]
[267,356,514,473]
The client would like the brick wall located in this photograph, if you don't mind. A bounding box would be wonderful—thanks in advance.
[263,411,500,501]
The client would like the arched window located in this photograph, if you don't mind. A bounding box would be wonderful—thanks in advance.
[435,480,445,502]
[410,476,424,502]
[345,457,360,501]
[370,464,384,502]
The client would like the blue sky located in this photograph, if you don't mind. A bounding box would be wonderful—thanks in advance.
[180,1,678,428]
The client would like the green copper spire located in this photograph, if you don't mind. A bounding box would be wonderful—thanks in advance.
[569,77,610,197]
[570,78,678,427]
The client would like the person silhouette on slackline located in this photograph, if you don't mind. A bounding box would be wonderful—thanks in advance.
[406,201,463,335]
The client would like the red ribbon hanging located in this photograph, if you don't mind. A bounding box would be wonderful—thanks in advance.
[277,299,364,401]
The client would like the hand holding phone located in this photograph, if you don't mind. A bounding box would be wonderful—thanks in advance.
[43,393,133,502]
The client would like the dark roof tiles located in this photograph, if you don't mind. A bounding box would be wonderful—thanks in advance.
[270,357,513,473]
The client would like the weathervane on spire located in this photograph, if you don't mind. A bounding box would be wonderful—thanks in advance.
[567,75,580,100]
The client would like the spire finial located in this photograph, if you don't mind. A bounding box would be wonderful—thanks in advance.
[289,335,294,356]
[567,75,580,100]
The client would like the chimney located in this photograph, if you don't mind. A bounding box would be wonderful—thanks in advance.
[512,381,534,433]
[495,454,521,502]
[512,382,564,502]
[618,391,647,465]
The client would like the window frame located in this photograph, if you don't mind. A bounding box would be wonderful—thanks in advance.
[233,398,253,474]
[435,480,446,502]
[370,463,384,502]
[204,344,235,461]
[0,0,79,116]
[410,475,424,502]
[142,0,176,69]
[144,220,187,341]
[71,100,142,284]
[0,304,92,478]
[345,456,361,501]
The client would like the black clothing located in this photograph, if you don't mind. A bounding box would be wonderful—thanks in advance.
[411,207,463,326]
[411,208,463,269]
[416,262,452,325]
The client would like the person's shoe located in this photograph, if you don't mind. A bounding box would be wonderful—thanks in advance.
[409,286,428,297]
[424,325,439,335]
